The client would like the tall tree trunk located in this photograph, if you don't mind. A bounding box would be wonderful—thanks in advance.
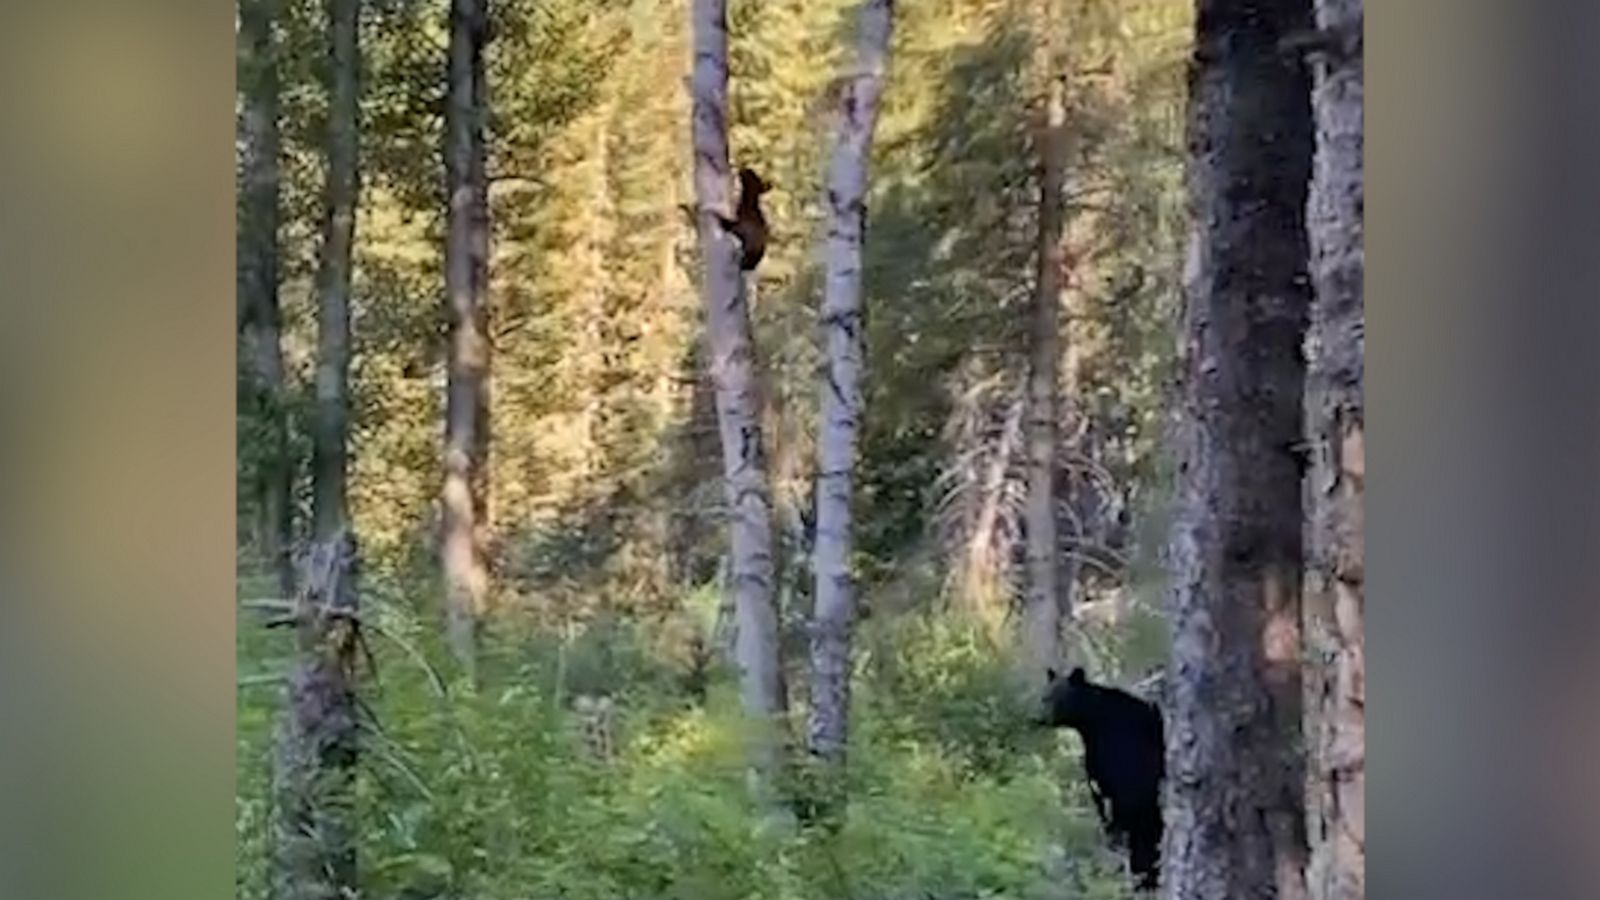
[1162,2,1313,898]
[311,0,360,543]
[1301,4,1363,899]
[274,5,361,892]
[1023,67,1068,678]
[688,0,787,800]
[442,0,492,678]
[270,533,361,900]
[470,5,493,631]
[239,0,294,596]
[807,0,895,776]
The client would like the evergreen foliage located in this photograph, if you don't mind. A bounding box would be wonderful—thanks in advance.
[238,0,1194,895]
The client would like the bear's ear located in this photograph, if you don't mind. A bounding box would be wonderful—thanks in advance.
[1046,667,1058,683]
[1067,667,1087,685]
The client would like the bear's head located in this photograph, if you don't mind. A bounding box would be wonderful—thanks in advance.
[1036,666,1095,729]
[737,167,771,198]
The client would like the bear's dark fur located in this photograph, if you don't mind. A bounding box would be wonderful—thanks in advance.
[1038,666,1165,891]
[717,168,771,272]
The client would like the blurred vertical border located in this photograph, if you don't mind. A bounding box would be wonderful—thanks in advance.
[0,1,235,898]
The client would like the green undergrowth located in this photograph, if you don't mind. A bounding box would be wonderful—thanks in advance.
[236,578,1139,900]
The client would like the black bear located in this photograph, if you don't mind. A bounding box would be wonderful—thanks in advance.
[1037,666,1165,891]
[716,167,771,272]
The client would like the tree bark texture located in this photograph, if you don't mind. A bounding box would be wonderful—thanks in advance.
[807,0,895,769]
[238,0,294,596]
[1301,3,1363,899]
[1024,69,1068,679]
[689,0,787,787]
[311,0,360,542]
[442,0,492,679]
[1162,2,1314,899]
[270,533,361,900]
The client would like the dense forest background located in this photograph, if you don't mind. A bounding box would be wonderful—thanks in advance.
[235,0,1359,897]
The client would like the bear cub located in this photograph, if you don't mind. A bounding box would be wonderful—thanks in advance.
[716,167,771,272]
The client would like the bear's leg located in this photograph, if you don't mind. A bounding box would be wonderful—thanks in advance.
[1126,805,1162,892]
[1128,833,1159,891]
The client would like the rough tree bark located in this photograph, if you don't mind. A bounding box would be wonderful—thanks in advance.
[270,533,360,900]
[1301,3,1363,899]
[1162,2,1314,898]
[276,0,363,879]
[442,0,492,679]
[688,0,787,797]
[807,0,895,772]
[311,0,360,543]
[274,5,362,893]
[1023,67,1068,679]
[238,0,294,596]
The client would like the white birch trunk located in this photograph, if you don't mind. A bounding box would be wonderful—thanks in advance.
[688,0,787,792]
[807,0,895,770]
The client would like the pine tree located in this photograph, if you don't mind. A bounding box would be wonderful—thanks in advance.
[1162,1,1314,897]
[271,4,363,896]
[311,0,361,542]
[239,0,296,596]
[1023,4,1069,677]
[441,0,493,678]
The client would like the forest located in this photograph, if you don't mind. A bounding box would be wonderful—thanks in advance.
[234,0,1363,898]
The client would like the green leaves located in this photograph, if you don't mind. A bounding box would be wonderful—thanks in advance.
[239,588,1150,900]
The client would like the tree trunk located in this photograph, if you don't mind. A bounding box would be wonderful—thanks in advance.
[688,0,787,798]
[442,0,492,679]
[311,0,360,543]
[807,0,895,774]
[270,533,360,900]
[962,392,1023,612]
[1301,3,1363,899]
[1023,68,1068,679]
[238,0,294,596]
[1162,2,1314,898]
